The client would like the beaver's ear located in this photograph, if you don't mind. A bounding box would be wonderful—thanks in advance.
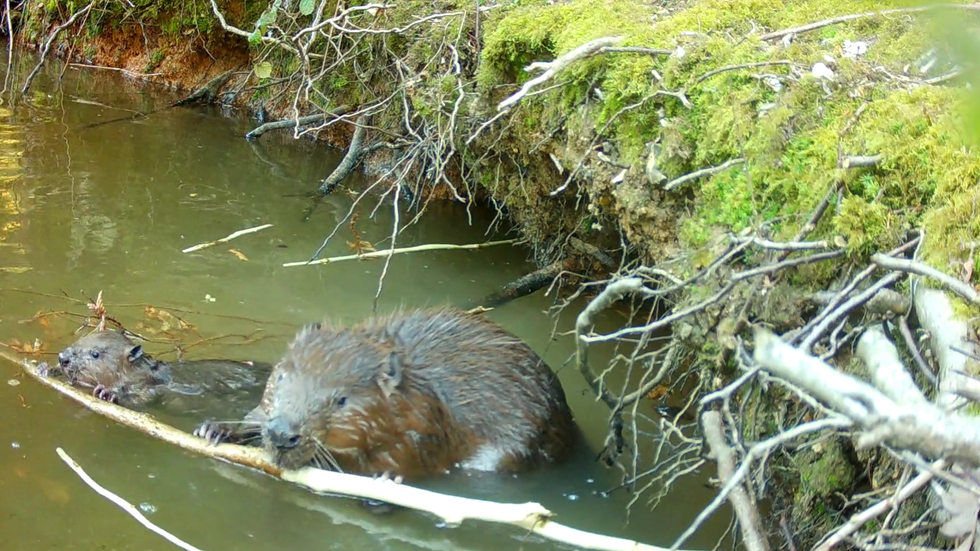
[127,345,143,363]
[377,351,403,398]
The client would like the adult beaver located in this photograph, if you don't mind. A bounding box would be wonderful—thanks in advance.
[195,307,577,479]
[54,329,272,409]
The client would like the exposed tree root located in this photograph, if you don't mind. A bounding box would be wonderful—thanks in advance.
[245,107,351,140]
[468,260,570,309]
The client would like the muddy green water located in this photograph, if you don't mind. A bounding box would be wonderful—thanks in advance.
[0,52,730,550]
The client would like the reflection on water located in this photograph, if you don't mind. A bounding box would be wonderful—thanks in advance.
[0,49,730,550]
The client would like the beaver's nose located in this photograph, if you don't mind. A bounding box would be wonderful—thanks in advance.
[266,418,302,450]
[58,350,71,367]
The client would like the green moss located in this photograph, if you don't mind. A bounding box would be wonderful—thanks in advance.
[144,48,166,73]
[833,196,893,255]
[791,438,859,538]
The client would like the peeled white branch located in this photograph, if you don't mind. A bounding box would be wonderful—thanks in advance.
[913,287,978,411]
[497,37,624,111]
[857,324,928,406]
[282,239,521,267]
[57,448,206,551]
[753,329,980,464]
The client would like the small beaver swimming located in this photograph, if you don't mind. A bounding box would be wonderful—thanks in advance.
[54,329,272,409]
[195,307,578,479]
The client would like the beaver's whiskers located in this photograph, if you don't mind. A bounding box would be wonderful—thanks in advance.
[313,439,343,472]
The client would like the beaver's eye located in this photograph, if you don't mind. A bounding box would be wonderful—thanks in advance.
[90,351,100,359]
[336,396,347,407]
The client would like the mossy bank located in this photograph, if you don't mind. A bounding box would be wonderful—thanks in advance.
[10,0,980,546]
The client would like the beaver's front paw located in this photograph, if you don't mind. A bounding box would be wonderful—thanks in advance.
[373,470,404,484]
[37,362,52,378]
[194,421,237,446]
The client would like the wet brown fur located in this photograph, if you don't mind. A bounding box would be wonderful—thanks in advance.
[196,307,577,479]
[56,330,271,407]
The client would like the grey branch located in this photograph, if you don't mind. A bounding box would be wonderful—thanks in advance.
[701,412,771,551]
[799,271,905,353]
[898,315,937,386]
[734,237,830,251]
[317,114,373,195]
[872,253,980,305]
[753,328,980,464]
[914,287,976,412]
[664,158,746,191]
[694,61,792,85]
[857,324,928,406]
[575,277,653,407]
[810,289,910,317]
[498,36,624,111]
[246,107,351,140]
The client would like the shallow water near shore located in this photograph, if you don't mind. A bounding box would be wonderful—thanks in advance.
[0,50,731,550]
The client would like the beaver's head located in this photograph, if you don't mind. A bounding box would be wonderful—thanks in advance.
[57,330,159,390]
[261,322,406,472]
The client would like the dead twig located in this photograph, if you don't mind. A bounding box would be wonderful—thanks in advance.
[574,277,653,408]
[22,1,96,94]
[663,158,745,192]
[872,253,980,305]
[670,416,851,551]
[759,4,980,42]
[282,239,523,267]
[701,412,771,551]
[600,46,673,56]
[181,224,274,254]
[497,36,624,111]
[897,316,936,387]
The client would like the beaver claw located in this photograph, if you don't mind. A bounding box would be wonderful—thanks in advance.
[373,471,404,485]
[93,385,118,403]
[194,421,235,446]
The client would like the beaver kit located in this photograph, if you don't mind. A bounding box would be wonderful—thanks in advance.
[54,330,272,409]
[195,307,578,479]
